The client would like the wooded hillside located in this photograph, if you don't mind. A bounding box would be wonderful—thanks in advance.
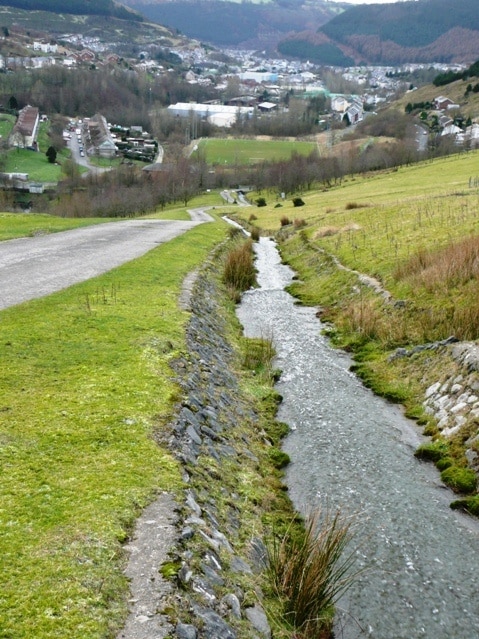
[281,0,479,65]
[0,0,142,21]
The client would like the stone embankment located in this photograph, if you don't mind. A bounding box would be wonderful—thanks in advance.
[164,264,275,639]
[389,339,479,476]
[422,342,479,473]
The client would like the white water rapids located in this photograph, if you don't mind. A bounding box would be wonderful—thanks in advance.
[236,237,479,639]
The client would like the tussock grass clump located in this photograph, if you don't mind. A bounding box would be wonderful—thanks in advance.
[222,239,256,300]
[250,226,260,241]
[241,335,275,380]
[345,202,369,210]
[266,509,358,638]
[315,226,340,238]
[293,218,306,229]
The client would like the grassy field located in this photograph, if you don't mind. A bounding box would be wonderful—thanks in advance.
[4,147,66,181]
[0,219,229,638]
[198,137,316,165]
[0,113,15,140]
[0,212,120,241]
[3,121,70,182]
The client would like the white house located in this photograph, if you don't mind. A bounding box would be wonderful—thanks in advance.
[33,42,58,54]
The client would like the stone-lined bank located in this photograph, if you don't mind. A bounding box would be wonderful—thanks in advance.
[161,252,292,639]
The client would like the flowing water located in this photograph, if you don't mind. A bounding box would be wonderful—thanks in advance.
[236,237,479,639]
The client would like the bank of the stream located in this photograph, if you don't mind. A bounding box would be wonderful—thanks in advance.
[261,227,478,516]
[143,236,339,639]
[237,235,479,639]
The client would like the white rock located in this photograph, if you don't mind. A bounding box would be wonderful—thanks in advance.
[425,382,441,399]
[450,402,468,414]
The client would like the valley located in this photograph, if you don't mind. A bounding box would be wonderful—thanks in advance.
[1,1,479,638]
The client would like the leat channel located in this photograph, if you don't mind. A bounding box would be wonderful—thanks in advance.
[236,236,479,639]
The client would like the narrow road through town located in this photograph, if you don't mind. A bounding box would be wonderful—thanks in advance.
[0,217,208,310]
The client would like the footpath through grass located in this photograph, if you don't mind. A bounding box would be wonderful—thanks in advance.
[0,220,228,638]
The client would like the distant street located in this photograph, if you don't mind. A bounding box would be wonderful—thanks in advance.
[0,218,205,310]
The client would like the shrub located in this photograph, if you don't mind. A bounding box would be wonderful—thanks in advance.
[248,213,258,222]
[250,227,260,242]
[265,509,359,638]
[256,197,267,207]
[293,197,305,207]
[280,216,290,227]
[440,466,477,494]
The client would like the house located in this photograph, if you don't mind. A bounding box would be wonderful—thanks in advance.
[441,124,462,137]
[33,42,58,54]
[331,96,349,113]
[463,123,479,147]
[344,100,363,125]
[75,49,96,64]
[438,113,454,128]
[258,101,277,113]
[433,96,457,111]
[86,114,117,158]
[9,105,39,148]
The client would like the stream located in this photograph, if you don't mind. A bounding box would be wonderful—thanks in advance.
[236,237,479,639]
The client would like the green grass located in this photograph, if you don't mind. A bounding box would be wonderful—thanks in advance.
[5,147,66,181]
[0,219,228,638]
[0,113,15,140]
[198,137,316,165]
[4,121,71,181]
[0,212,119,241]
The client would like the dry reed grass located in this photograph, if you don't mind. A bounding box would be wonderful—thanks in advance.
[266,509,358,638]
[222,238,256,300]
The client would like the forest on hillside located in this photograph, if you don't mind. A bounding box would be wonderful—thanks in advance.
[320,0,479,48]
[128,0,336,46]
[0,0,142,21]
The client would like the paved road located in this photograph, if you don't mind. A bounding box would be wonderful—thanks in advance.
[0,217,207,310]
